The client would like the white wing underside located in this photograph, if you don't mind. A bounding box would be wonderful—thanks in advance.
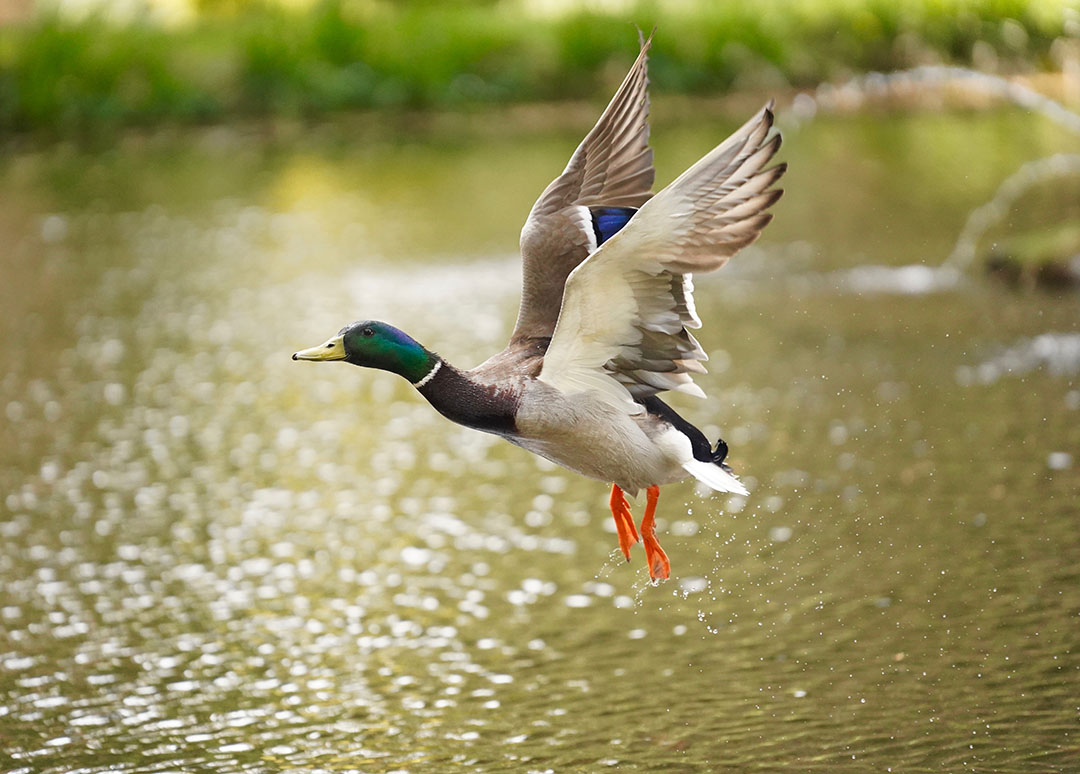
[538,103,786,413]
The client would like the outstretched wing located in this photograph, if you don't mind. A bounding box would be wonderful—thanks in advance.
[509,33,655,345]
[537,103,785,412]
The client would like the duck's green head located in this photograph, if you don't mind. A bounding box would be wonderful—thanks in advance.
[292,321,435,382]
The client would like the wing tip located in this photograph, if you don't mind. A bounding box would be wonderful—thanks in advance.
[760,100,783,157]
[675,381,708,399]
[760,186,785,211]
[636,25,657,53]
[760,100,776,131]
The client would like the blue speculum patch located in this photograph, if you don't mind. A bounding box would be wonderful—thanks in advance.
[590,207,637,245]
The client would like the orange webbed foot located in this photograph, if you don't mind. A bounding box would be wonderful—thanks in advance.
[640,485,670,580]
[609,484,640,561]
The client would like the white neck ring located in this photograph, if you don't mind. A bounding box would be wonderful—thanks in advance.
[411,359,442,389]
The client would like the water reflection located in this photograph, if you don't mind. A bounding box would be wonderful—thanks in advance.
[1,108,1078,772]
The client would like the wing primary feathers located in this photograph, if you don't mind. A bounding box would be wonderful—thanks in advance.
[508,33,657,345]
[538,100,785,410]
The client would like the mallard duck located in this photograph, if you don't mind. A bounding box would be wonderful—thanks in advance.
[293,36,785,580]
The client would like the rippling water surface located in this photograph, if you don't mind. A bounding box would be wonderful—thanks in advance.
[1,108,1078,772]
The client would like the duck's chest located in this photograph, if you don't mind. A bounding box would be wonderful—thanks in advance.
[510,388,686,491]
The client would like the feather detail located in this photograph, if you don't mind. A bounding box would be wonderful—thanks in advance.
[681,459,749,495]
[538,102,784,411]
[591,207,638,246]
[509,33,656,344]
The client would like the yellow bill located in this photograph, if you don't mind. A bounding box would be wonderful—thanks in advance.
[292,334,346,361]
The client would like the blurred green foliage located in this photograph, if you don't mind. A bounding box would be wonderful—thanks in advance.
[0,0,1073,136]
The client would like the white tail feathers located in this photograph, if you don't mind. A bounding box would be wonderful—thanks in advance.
[682,459,749,496]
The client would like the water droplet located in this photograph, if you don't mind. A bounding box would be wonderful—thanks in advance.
[1047,452,1072,470]
[769,526,793,542]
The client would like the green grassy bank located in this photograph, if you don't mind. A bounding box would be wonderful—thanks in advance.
[0,0,1074,137]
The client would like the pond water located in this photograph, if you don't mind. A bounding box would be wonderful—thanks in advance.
[1,105,1078,773]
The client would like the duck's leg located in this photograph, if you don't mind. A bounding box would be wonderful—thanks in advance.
[639,485,670,580]
[609,484,640,562]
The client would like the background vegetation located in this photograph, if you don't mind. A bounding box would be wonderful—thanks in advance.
[0,0,1076,137]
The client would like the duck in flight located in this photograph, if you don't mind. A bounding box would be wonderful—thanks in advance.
[293,35,785,580]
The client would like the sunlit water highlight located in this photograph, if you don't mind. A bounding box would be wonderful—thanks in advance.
[1,106,1078,772]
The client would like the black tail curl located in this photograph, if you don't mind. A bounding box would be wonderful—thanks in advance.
[711,437,729,466]
[641,396,731,468]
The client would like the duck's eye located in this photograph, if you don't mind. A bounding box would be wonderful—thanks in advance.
[362,327,375,337]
